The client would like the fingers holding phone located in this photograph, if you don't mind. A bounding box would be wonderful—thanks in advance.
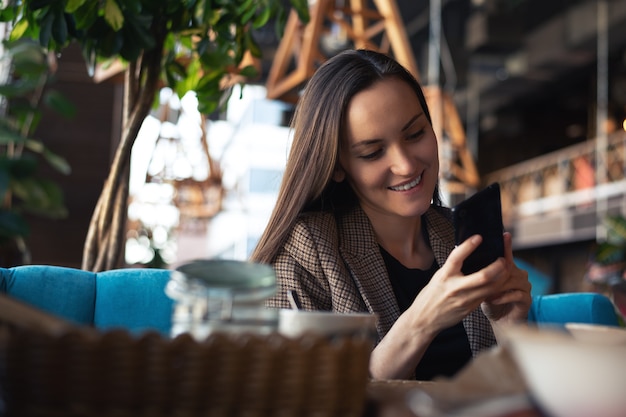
[452,183,505,275]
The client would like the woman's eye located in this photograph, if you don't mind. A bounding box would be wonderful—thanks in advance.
[360,149,382,160]
[408,129,425,140]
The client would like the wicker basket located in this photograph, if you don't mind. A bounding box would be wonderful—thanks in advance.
[0,326,373,417]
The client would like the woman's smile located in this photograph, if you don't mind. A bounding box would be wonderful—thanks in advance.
[389,174,423,192]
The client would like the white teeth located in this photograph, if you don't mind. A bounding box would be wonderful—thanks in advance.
[390,175,421,191]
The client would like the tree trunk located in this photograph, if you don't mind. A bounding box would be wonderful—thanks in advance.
[81,47,163,272]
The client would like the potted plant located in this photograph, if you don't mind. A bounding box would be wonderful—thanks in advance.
[584,214,626,321]
[1,0,309,271]
[0,38,73,266]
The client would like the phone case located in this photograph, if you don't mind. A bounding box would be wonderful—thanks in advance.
[451,183,504,275]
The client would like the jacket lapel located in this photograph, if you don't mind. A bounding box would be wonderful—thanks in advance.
[336,206,401,338]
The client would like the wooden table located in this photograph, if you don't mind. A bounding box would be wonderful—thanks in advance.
[365,379,543,417]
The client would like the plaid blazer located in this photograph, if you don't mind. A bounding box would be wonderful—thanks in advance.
[267,204,497,357]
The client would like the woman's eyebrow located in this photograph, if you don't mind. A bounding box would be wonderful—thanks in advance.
[401,112,424,132]
[349,112,425,150]
[350,138,383,150]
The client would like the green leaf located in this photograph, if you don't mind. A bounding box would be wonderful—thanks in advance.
[10,19,31,41]
[0,168,9,200]
[43,89,77,118]
[238,64,258,78]
[123,0,142,15]
[236,0,254,16]
[42,148,72,176]
[52,11,69,45]
[98,30,124,56]
[245,31,261,57]
[29,0,56,11]
[24,139,44,153]
[10,177,41,203]
[66,0,87,13]
[0,126,27,145]
[594,242,625,265]
[198,98,218,115]
[253,5,272,29]
[241,4,257,26]
[8,156,38,179]
[274,7,290,38]
[104,0,124,31]
[175,58,201,97]
[0,6,18,22]
[14,178,68,218]
[38,9,55,47]
[72,0,99,30]
[118,14,155,60]
[6,39,48,73]
[0,80,39,97]
[0,210,30,239]
[118,35,142,62]
[604,215,626,243]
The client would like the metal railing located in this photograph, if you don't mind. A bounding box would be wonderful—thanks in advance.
[484,130,626,248]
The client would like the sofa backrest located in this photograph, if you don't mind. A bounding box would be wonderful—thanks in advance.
[2,266,621,337]
[529,292,619,327]
[94,268,173,335]
[0,266,174,336]
[1,265,96,327]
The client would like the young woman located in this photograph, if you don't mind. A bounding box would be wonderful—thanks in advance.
[250,49,531,380]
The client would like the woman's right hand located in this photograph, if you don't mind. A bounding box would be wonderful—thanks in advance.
[370,235,507,379]
[407,234,509,336]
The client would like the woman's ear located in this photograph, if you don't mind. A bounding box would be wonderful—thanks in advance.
[332,166,346,182]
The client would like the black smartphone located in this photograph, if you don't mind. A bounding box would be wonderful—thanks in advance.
[451,183,505,275]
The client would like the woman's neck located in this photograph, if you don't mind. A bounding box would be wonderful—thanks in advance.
[364,209,435,269]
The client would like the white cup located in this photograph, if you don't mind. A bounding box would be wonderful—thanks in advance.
[278,309,378,340]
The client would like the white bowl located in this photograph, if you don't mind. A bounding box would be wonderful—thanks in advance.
[278,309,378,340]
[565,322,626,345]
[503,325,626,417]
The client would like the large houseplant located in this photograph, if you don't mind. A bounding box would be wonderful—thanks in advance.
[0,38,73,266]
[0,0,309,271]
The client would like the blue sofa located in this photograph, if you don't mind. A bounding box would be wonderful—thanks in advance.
[528,290,619,327]
[0,265,620,336]
[0,265,174,336]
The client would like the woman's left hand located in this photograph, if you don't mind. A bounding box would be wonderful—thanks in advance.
[480,232,532,324]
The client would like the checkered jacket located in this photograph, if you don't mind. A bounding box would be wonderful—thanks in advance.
[266,204,497,356]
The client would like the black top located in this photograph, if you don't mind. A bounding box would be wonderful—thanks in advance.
[380,246,472,380]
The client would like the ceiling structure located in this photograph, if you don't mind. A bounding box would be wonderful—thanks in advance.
[252,0,626,175]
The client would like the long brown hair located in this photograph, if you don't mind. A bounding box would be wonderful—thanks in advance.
[250,49,440,264]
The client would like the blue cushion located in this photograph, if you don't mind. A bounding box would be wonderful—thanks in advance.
[94,268,174,336]
[529,293,619,327]
[0,265,96,326]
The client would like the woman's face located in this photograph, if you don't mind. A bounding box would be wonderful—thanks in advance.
[335,77,439,220]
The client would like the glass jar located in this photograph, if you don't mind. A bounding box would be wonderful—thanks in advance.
[165,259,278,340]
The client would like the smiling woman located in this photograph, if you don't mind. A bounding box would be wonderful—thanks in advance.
[250,49,532,381]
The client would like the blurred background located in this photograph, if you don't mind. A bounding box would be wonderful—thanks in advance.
[3,0,626,298]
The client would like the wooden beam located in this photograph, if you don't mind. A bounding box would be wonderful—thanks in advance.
[265,0,481,193]
[371,0,419,81]
[266,0,422,99]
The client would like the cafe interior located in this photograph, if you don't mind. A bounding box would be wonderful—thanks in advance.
[1,0,626,416]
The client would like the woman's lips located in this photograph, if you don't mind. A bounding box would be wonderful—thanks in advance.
[389,174,422,191]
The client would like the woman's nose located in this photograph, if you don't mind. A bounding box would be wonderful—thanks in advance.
[389,145,415,175]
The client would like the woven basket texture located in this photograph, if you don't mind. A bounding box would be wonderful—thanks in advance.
[0,327,373,417]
